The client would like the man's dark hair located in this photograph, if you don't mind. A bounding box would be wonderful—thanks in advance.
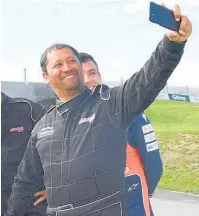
[79,53,99,73]
[40,44,80,73]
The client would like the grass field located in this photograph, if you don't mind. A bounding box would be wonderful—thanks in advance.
[145,100,199,194]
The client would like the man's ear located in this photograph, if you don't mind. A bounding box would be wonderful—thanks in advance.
[42,72,49,84]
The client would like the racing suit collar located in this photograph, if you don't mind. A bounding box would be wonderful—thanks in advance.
[1,92,11,118]
[56,86,91,115]
[92,84,110,100]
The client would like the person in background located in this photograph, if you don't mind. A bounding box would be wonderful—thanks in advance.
[1,92,47,215]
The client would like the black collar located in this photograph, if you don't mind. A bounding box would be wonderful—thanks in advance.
[56,87,91,115]
[55,84,110,115]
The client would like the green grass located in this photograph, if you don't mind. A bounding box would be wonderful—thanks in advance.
[145,100,199,194]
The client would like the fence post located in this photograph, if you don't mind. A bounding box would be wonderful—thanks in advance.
[24,68,28,85]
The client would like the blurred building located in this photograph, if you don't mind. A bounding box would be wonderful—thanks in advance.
[1,81,199,102]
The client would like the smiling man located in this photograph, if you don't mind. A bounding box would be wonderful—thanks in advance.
[5,5,192,216]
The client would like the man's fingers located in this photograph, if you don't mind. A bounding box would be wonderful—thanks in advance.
[34,191,43,197]
[34,190,47,206]
[167,30,178,38]
[173,4,181,21]
[182,17,192,35]
[184,21,192,36]
[34,196,46,206]
[179,15,189,36]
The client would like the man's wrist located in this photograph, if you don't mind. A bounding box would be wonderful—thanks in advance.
[163,35,186,54]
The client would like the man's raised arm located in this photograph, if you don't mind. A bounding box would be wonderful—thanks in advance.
[108,5,191,129]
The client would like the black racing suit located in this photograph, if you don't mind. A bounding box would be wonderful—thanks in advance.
[1,93,47,215]
[5,36,186,216]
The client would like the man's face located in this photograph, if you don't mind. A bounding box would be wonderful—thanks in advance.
[82,60,101,91]
[43,48,84,93]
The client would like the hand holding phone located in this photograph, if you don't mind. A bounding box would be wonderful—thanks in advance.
[149,2,180,32]
[149,2,192,42]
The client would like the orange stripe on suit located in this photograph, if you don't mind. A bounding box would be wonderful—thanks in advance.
[124,143,151,216]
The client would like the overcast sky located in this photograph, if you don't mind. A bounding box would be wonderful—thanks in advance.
[1,0,199,87]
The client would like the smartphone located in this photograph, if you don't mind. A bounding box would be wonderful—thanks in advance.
[149,2,180,32]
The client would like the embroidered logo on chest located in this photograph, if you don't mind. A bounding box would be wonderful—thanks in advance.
[79,114,96,124]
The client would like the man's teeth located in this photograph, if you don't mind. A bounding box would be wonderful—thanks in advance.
[64,74,75,79]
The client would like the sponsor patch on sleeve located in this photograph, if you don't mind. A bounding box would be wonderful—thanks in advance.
[144,132,156,143]
[146,141,159,152]
[142,124,154,134]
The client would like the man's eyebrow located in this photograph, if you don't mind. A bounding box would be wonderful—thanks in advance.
[52,57,74,65]
[52,60,61,65]
[88,69,97,72]
[68,56,79,60]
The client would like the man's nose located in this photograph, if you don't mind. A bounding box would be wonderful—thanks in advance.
[84,74,91,85]
[62,63,70,72]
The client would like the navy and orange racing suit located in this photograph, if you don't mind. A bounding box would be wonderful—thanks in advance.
[124,113,163,216]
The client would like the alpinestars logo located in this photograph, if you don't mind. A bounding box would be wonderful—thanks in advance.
[128,183,139,192]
